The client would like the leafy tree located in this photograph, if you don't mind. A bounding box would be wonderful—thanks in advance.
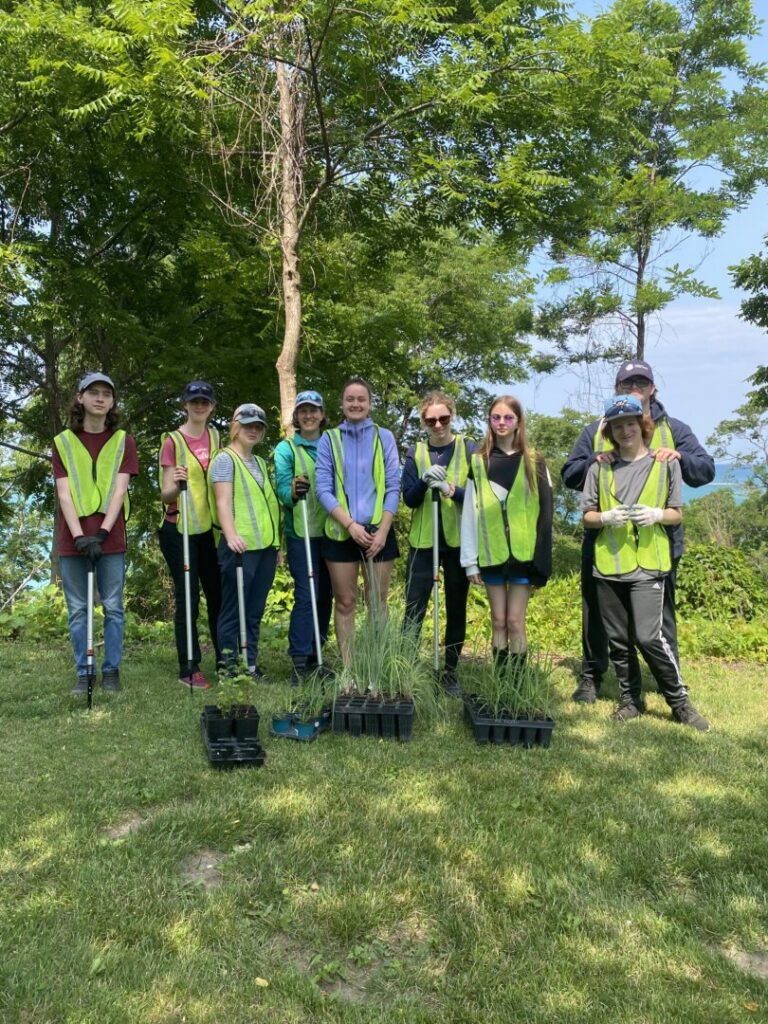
[526,407,595,531]
[536,0,768,364]
[707,400,768,491]
[732,242,768,409]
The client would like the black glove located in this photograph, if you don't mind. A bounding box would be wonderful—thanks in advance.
[95,528,109,544]
[74,535,102,562]
[292,475,311,500]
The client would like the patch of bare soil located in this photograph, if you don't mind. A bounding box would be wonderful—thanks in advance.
[104,812,149,840]
[178,848,227,890]
[723,945,768,980]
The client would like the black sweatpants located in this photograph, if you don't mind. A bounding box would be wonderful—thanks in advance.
[580,532,680,688]
[596,576,688,709]
[404,545,469,671]
[158,521,222,673]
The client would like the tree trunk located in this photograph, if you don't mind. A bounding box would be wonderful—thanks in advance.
[274,58,302,436]
[45,211,63,584]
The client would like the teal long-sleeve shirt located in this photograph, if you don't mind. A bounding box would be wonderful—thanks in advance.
[273,435,320,540]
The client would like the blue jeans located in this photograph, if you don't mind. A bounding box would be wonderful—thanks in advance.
[286,534,332,658]
[60,553,126,676]
[217,542,277,669]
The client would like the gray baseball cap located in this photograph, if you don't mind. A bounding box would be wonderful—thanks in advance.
[78,372,115,392]
[234,403,267,426]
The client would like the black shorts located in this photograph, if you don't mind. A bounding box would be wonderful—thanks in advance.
[321,525,399,564]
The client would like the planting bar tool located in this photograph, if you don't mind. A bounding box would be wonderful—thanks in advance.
[86,554,96,710]
[235,552,249,668]
[300,493,324,670]
[432,486,440,679]
[179,478,195,697]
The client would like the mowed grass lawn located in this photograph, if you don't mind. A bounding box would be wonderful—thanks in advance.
[1,641,767,1024]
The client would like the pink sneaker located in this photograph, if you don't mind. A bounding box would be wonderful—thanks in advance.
[179,671,210,689]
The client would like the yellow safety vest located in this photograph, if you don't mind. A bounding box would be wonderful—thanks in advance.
[53,429,130,520]
[594,460,671,575]
[324,426,385,541]
[208,449,280,551]
[594,416,674,454]
[408,436,469,549]
[289,439,327,539]
[470,451,539,568]
[158,426,220,533]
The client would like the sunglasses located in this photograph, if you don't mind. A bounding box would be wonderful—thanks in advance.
[619,377,652,388]
[490,413,517,425]
[424,414,451,427]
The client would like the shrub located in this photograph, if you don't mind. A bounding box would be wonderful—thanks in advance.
[676,543,768,621]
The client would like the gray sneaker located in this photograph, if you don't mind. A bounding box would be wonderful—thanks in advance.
[101,669,121,692]
[672,701,710,732]
[70,676,89,696]
[572,679,600,704]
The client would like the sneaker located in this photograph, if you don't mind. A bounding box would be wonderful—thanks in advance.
[248,665,265,680]
[572,679,600,704]
[441,669,461,698]
[672,701,710,732]
[611,699,644,722]
[70,676,89,695]
[101,669,121,693]
[179,670,210,690]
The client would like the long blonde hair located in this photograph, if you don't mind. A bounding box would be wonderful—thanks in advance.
[479,395,535,490]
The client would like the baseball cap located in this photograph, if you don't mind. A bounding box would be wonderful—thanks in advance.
[615,359,654,385]
[295,389,324,409]
[604,394,644,421]
[182,380,216,402]
[234,403,267,426]
[78,372,115,393]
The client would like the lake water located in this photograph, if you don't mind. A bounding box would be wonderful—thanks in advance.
[682,463,754,505]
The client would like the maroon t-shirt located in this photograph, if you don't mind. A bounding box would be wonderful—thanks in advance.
[53,429,139,556]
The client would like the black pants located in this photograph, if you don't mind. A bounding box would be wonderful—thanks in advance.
[596,576,687,708]
[580,533,680,688]
[158,521,222,673]
[404,546,469,671]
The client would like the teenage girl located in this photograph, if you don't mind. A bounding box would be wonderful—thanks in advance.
[53,372,138,694]
[401,391,476,692]
[159,380,222,689]
[209,403,280,675]
[273,390,334,683]
[314,377,400,665]
[460,395,553,672]
[582,394,709,730]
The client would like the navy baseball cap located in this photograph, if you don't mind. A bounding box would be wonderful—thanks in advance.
[615,360,654,385]
[78,372,115,392]
[182,380,216,402]
[604,394,644,421]
[294,389,324,409]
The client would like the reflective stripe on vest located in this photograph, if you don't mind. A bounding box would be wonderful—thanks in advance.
[208,450,280,550]
[159,427,220,533]
[54,429,130,519]
[324,427,385,541]
[408,436,469,549]
[289,439,327,539]
[594,460,671,574]
[594,416,674,454]
[470,452,539,568]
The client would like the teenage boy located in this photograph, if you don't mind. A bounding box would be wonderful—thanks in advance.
[562,359,714,703]
[53,372,138,693]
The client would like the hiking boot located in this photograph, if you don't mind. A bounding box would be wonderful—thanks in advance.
[672,701,710,732]
[179,670,210,690]
[440,668,461,698]
[70,676,89,696]
[572,679,600,703]
[101,669,121,692]
[611,699,644,722]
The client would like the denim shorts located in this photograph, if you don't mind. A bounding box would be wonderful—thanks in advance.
[479,563,530,587]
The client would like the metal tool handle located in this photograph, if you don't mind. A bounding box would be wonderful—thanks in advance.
[300,494,323,670]
[86,560,95,709]
[432,487,440,676]
[235,552,248,667]
[179,480,195,684]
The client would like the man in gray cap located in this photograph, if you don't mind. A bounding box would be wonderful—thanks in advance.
[562,359,715,705]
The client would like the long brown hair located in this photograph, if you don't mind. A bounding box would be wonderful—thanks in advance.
[67,387,120,433]
[419,390,456,421]
[479,395,535,490]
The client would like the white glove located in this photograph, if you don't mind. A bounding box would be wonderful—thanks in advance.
[600,505,630,527]
[431,480,451,495]
[421,464,447,484]
[628,504,664,527]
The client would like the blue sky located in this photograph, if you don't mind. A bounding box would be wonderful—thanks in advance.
[513,0,768,450]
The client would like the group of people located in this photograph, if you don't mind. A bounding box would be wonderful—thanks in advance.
[53,360,713,731]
